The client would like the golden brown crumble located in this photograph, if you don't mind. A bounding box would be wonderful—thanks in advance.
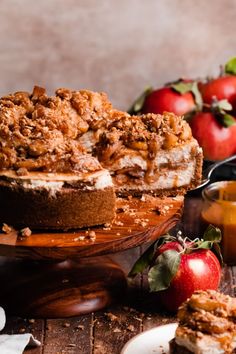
[0,86,193,175]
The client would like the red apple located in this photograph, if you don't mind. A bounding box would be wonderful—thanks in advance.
[153,240,221,312]
[129,226,222,313]
[142,87,196,116]
[190,111,236,161]
[200,76,236,108]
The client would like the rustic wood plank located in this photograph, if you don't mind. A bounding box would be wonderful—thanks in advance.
[43,315,92,354]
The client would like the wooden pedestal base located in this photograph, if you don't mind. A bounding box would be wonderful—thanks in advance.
[0,196,183,317]
[0,256,127,318]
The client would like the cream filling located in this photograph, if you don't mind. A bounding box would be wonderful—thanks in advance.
[0,169,113,193]
[116,162,195,190]
[175,333,236,354]
[107,140,200,172]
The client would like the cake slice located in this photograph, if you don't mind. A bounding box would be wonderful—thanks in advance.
[0,87,202,230]
[91,111,202,196]
[169,290,236,354]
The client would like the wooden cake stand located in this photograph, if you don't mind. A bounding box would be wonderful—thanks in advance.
[0,195,183,318]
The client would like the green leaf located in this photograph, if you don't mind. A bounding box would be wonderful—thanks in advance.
[127,86,153,114]
[225,57,236,75]
[148,250,180,292]
[216,99,233,112]
[196,241,213,249]
[171,82,193,94]
[128,234,176,278]
[190,81,203,110]
[222,114,236,127]
[203,224,222,243]
[171,81,202,110]
[212,243,224,266]
[128,241,156,278]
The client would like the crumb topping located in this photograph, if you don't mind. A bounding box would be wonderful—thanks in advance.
[0,86,194,175]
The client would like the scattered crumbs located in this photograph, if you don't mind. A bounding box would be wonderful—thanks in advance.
[117,204,130,213]
[134,218,149,227]
[105,312,119,322]
[155,208,161,215]
[133,316,142,322]
[94,344,102,349]
[140,194,146,202]
[2,223,13,234]
[16,167,28,176]
[74,236,85,241]
[88,230,96,241]
[63,322,71,328]
[19,328,26,333]
[113,327,121,333]
[76,325,84,330]
[114,220,124,226]
[159,345,167,354]
[127,325,135,332]
[129,211,136,216]
[116,232,120,236]
[62,279,69,283]
[18,227,32,239]
[155,204,172,216]
[128,228,132,233]
[46,324,52,331]
[103,226,111,231]
[28,319,35,324]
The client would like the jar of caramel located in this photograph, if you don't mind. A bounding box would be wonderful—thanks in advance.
[201,181,236,265]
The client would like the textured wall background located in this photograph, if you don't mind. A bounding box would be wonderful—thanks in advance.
[0,0,235,110]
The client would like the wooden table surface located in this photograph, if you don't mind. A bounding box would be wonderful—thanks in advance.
[1,195,235,354]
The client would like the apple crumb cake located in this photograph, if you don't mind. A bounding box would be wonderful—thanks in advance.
[0,86,202,229]
[170,290,236,354]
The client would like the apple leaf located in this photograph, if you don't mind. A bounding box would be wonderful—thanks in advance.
[203,224,222,242]
[171,81,202,110]
[215,99,233,112]
[211,98,235,128]
[225,57,236,75]
[128,241,157,278]
[128,234,176,278]
[127,86,153,114]
[148,250,180,292]
[222,114,236,127]
[171,82,193,94]
[191,82,203,110]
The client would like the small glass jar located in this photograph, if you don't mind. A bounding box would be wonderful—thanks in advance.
[201,181,236,265]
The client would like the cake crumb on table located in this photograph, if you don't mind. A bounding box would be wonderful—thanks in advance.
[2,223,14,234]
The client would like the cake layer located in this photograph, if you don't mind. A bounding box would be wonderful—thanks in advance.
[0,179,115,230]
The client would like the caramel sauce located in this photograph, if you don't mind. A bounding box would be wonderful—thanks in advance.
[202,182,236,264]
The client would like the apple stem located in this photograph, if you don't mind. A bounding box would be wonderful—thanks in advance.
[176,231,187,253]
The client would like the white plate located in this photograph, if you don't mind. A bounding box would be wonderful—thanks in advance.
[121,323,177,354]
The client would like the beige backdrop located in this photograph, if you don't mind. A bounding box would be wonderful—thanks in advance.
[0,0,235,110]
